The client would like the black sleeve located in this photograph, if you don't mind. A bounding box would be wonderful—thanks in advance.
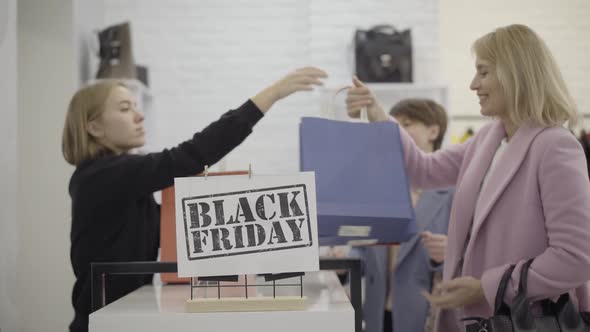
[80,100,263,201]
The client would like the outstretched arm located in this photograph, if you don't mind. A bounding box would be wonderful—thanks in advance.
[345,77,466,190]
[80,67,328,201]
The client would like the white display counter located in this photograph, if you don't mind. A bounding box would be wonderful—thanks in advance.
[90,271,354,332]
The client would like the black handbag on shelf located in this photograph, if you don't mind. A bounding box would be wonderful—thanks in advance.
[464,259,590,332]
[354,25,412,83]
[95,21,137,80]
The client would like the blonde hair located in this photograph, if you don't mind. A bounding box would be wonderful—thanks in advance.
[62,80,126,165]
[472,24,579,128]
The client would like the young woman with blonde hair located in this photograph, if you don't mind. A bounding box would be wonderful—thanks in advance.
[62,67,326,332]
[346,24,590,332]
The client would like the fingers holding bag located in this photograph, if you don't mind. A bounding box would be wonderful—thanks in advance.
[345,76,389,122]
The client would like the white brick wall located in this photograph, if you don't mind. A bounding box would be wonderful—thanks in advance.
[102,0,440,173]
[102,0,590,170]
[310,0,440,84]
[440,0,590,137]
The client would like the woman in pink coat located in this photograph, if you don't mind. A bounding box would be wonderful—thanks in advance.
[346,24,590,332]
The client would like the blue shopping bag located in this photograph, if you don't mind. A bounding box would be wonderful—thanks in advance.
[299,117,416,245]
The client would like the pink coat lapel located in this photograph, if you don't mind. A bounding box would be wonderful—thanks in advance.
[444,121,506,279]
[468,122,546,244]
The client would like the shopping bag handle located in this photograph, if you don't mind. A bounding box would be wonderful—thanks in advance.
[331,86,368,122]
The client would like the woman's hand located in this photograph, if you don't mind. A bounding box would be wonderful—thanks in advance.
[421,276,486,309]
[252,67,327,113]
[421,231,447,264]
[345,76,389,122]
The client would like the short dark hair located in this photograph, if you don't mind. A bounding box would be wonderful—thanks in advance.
[389,98,448,151]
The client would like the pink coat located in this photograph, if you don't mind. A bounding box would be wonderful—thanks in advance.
[396,119,590,332]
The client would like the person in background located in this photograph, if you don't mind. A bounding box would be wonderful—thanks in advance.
[61,67,327,332]
[361,98,454,332]
[346,24,590,332]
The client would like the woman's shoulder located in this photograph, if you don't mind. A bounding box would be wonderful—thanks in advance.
[531,125,581,153]
[535,125,577,140]
[74,154,135,175]
[526,126,586,176]
[70,154,141,189]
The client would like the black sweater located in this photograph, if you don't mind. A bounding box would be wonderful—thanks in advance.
[68,100,263,332]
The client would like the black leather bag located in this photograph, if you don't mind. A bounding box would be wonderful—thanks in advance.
[354,25,412,83]
[464,259,590,332]
[96,21,137,80]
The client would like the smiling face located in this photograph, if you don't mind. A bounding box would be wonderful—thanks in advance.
[470,58,507,118]
[87,86,145,154]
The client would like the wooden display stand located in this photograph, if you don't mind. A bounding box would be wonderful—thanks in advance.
[184,272,308,312]
[186,296,308,312]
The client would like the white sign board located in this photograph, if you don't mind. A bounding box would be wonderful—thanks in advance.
[174,172,319,277]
